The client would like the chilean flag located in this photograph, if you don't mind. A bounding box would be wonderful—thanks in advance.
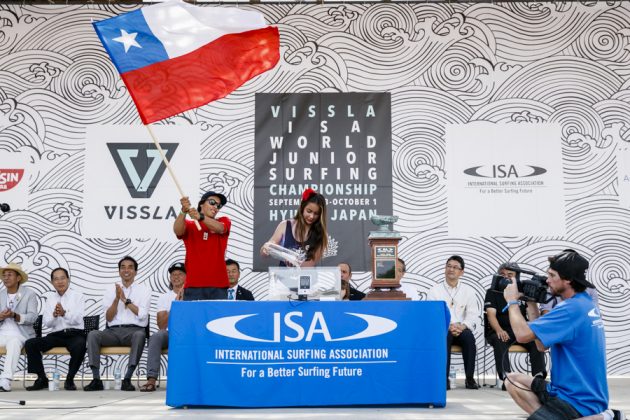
[93,1,280,124]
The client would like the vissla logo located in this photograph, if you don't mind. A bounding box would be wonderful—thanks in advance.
[0,169,24,191]
[206,311,397,343]
[464,164,547,179]
[107,143,178,198]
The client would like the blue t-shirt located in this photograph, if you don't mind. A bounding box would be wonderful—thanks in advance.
[529,292,608,416]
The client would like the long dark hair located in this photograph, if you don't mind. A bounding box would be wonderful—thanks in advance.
[293,192,328,262]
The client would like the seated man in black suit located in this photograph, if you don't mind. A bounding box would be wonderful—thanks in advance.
[484,262,546,390]
[226,259,254,300]
[339,262,365,300]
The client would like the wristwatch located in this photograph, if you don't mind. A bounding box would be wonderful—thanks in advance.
[124,299,132,306]
[198,213,205,222]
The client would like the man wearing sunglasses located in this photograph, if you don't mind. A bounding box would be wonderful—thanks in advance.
[174,191,231,301]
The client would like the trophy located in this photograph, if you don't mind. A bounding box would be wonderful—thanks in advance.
[364,215,410,300]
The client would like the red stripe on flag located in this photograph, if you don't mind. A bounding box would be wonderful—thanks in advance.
[122,26,280,124]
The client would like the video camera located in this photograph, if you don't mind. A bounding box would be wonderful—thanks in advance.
[491,267,549,304]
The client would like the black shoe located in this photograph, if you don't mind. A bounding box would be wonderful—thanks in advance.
[84,379,104,391]
[120,378,135,391]
[613,409,626,420]
[64,380,77,391]
[465,378,479,389]
[501,382,507,391]
[26,377,49,391]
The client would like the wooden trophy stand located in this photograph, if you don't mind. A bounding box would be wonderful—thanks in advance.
[364,216,410,301]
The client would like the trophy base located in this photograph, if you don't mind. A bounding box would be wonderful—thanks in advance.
[364,288,410,301]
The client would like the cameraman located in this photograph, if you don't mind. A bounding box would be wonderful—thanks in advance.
[540,250,599,315]
[503,250,608,419]
[484,262,546,390]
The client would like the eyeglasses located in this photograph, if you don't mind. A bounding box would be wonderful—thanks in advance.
[446,264,462,270]
[205,199,223,209]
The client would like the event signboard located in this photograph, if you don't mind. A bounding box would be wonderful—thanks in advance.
[83,125,201,240]
[446,122,565,237]
[253,93,393,271]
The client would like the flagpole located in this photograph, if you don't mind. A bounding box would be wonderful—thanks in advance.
[144,124,202,231]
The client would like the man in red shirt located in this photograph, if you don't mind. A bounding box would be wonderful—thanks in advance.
[174,191,230,300]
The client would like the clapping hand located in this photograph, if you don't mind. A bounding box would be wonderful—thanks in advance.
[115,284,126,302]
[53,302,66,317]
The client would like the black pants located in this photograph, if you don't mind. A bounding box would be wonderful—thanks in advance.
[447,329,477,380]
[487,331,546,380]
[25,330,87,381]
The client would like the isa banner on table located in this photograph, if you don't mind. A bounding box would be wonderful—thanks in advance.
[166,301,449,408]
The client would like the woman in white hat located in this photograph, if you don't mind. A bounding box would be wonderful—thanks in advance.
[0,262,38,392]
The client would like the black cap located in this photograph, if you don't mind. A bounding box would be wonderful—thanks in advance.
[548,250,594,288]
[200,191,227,206]
[168,262,186,274]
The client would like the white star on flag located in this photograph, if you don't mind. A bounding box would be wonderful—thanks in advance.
[113,29,141,53]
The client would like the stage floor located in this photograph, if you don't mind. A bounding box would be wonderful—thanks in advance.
[0,377,627,419]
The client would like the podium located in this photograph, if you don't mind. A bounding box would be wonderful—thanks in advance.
[267,266,341,301]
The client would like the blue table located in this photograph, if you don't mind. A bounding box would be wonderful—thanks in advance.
[166,300,449,408]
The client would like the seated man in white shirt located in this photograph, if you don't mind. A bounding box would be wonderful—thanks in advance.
[25,267,86,391]
[225,259,254,301]
[427,255,480,390]
[139,262,185,392]
[85,256,150,392]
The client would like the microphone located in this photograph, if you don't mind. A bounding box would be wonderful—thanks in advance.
[0,203,9,212]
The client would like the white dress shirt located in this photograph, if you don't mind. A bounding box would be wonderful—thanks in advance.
[43,288,85,331]
[427,281,480,331]
[103,282,150,327]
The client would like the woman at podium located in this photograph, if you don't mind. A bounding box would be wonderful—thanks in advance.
[261,188,328,267]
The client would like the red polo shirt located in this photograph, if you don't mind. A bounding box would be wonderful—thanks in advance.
[179,218,231,288]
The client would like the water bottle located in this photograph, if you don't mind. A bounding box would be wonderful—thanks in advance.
[48,368,55,391]
[114,367,122,390]
[53,368,60,391]
[449,365,457,389]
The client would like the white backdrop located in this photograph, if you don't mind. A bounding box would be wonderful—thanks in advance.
[0,2,629,377]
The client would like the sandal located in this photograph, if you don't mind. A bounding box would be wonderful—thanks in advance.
[139,382,157,392]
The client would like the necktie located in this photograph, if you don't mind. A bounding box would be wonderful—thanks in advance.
[228,289,235,300]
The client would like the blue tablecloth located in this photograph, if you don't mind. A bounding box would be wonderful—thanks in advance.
[166,300,449,408]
